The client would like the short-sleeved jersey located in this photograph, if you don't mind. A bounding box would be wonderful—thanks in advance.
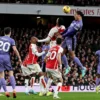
[46,45,63,69]
[67,20,83,37]
[0,36,15,54]
[23,44,38,66]
[48,25,65,41]
[95,50,100,64]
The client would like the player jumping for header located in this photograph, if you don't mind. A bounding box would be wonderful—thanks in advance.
[0,27,22,98]
[95,49,100,93]
[61,11,86,77]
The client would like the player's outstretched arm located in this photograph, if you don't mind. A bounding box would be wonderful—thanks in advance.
[38,36,51,42]
[12,46,22,64]
[38,27,58,42]
[32,44,47,57]
[35,51,46,57]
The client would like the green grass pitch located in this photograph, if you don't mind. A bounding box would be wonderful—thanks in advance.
[0,92,99,100]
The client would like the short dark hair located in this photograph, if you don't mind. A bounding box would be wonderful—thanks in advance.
[56,37,62,45]
[76,11,84,18]
[4,27,11,35]
[57,18,64,26]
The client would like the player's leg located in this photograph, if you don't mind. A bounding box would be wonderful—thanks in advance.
[24,76,30,95]
[61,38,71,75]
[0,57,10,97]
[21,65,36,95]
[38,66,47,96]
[0,85,4,96]
[49,69,63,99]
[8,70,16,98]
[4,55,16,97]
[67,38,86,77]
[0,71,10,97]
[29,75,37,94]
[21,65,30,94]
[96,75,100,93]
[39,73,47,96]
[46,69,53,96]
[46,78,53,94]
[29,64,47,96]
[96,66,100,93]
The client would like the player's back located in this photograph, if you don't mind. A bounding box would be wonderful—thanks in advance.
[46,45,62,69]
[0,36,15,55]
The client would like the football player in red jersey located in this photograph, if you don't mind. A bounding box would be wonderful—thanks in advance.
[45,37,63,99]
[38,18,65,48]
[21,37,47,96]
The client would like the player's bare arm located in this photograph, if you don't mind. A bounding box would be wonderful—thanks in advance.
[12,46,22,64]
[57,53,62,71]
[38,27,58,42]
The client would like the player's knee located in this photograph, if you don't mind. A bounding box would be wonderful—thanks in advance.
[69,51,75,59]
[39,72,44,76]
[9,70,14,76]
[0,72,4,78]
[58,78,63,83]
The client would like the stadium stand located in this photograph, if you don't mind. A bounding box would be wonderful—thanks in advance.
[0,0,100,6]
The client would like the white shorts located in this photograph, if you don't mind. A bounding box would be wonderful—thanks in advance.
[21,64,42,76]
[50,41,56,48]
[46,68,62,80]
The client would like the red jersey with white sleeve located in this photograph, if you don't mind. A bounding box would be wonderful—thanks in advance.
[48,25,65,41]
[23,44,45,66]
[46,45,63,69]
[38,25,65,43]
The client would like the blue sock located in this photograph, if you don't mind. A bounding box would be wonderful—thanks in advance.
[73,57,84,70]
[96,78,100,86]
[61,55,69,68]
[10,76,16,89]
[0,78,7,92]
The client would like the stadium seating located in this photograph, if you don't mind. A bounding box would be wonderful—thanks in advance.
[0,0,100,6]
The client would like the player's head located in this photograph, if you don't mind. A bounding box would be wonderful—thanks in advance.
[4,27,11,36]
[56,18,64,26]
[30,36,38,44]
[56,37,63,45]
[74,11,84,20]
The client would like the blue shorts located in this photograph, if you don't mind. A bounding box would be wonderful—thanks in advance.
[62,37,77,51]
[0,55,12,72]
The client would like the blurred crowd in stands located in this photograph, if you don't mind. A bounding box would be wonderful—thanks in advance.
[0,0,100,6]
[0,21,100,86]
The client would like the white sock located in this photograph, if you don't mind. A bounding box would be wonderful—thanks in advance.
[46,78,53,92]
[54,82,62,95]
[25,79,29,93]
[30,77,35,90]
[39,76,47,93]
